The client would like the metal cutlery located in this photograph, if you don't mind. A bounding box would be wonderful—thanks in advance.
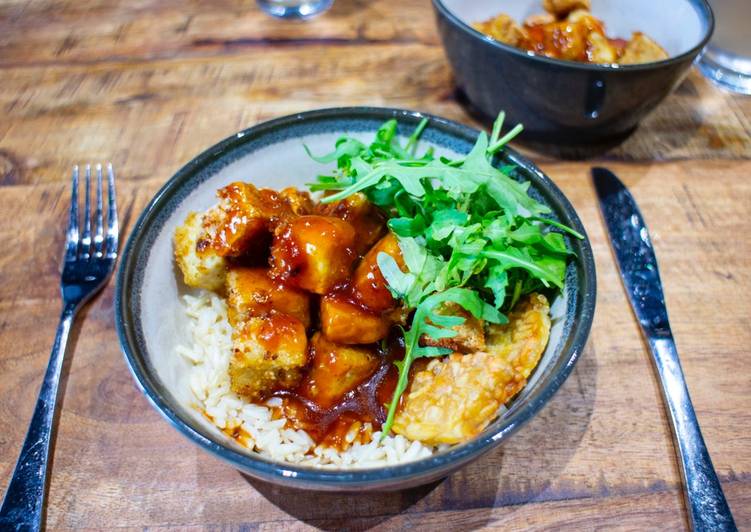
[593,166,736,531]
[0,164,119,531]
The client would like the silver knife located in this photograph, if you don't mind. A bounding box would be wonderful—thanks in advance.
[593,167,736,532]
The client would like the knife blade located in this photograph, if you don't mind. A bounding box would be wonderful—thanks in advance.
[593,167,736,532]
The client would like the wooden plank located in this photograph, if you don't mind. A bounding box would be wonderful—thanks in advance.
[0,0,440,67]
[0,160,748,528]
[1,0,750,527]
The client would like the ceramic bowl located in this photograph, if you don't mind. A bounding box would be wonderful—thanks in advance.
[432,0,714,155]
[115,107,596,491]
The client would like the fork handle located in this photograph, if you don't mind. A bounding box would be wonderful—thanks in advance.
[0,303,77,531]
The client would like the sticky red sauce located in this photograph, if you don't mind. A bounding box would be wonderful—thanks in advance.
[256,312,306,355]
[270,215,357,294]
[272,331,404,449]
[197,183,291,257]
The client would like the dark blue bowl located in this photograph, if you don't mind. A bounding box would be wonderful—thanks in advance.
[115,107,596,491]
[433,0,713,155]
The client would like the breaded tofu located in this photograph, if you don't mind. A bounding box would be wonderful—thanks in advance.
[280,187,314,216]
[316,193,386,255]
[229,312,309,401]
[393,293,550,445]
[620,32,669,64]
[420,302,486,354]
[197,182,292,258]
[297,333,379,408]
[543,0,590,17]
[174,212,227,291]
[320,294,391,345]
[225,267,310,327]
[473,14,525,46]
[351,233,405,313]
[270,215,357,294]
[524,13,556,26]
[587,31,617,64]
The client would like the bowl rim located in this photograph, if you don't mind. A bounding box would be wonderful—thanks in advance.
[432,0,714,72]
[115,106,597,489]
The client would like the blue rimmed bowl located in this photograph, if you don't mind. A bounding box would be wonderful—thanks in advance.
[115,107,596,491]
[432,0,714,154]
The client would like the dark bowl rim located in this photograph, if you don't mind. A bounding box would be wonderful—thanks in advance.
[115,106,597,489]
[432,0,714,72]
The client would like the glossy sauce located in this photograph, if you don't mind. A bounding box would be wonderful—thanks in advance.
[256,311,307,355]
[316,193,387,255]
[520,18,625,63]
[197,183,289,257]
[351,232,405,313]
[270,215,357,294]
[272,332,404,449]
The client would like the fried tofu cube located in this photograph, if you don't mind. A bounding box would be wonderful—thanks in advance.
[174,212,227,291]
[225,267,310,327]
[298,333,379,408]
[270,215,357,294]
[320,294,391,345]
[587,31,617,64]
[543,0,590,17]
[524,13,556,26]
[620,32,669,64]
[420,302,486,353]
[229,313,309,401]
[317,193,386,255]
[473,14,525,46]
[280,187,315,216]
[352,233,405,313]
[197,182,290,258]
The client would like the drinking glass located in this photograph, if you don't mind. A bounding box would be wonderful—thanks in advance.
[256,0,333,19]
[697,0,751,94]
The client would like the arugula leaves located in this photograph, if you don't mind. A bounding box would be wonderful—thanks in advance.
[305,113,582,438]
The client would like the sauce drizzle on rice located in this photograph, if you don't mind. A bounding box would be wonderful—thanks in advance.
[173,114,576,465]
[274,336,400,449]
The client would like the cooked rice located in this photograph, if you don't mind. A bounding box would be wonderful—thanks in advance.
[176,290,441,468]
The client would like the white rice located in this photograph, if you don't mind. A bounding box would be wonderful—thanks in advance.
[176,291,440,468]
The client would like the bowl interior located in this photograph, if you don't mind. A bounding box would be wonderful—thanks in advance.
[440,0,709,59]
[118,108,595,488]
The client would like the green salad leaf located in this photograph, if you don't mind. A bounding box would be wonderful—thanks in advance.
[305,112,582,438]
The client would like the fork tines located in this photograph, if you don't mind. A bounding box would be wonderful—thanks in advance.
[66,164,118,261]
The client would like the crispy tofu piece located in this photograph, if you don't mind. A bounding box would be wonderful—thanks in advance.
[280,187,314,215]
[317,193,386,255]
[351,233,405,313]
[620,32,669,64]
[229,313,309,401]
[473,14,525,46]
[420,302,486,354]
[225,267,310,327]
[543,0,590,18]
[393,294,550,445]
[320,294,391,344]
[297,333,379,409]
[524,13,556,26]
[197,182,291,258]
[174,212,227,291]
[270,215,357,294]
[587,31,617,64]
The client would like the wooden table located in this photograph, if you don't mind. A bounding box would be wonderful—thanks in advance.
[1,1,749,529]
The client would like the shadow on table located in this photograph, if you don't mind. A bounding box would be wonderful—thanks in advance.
[244,475,445,530]
[244,342,598,531]
[452,76,702,161]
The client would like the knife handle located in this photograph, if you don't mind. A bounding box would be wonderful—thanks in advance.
[649,337,737,531]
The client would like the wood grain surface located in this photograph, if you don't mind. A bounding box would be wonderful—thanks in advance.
[1,1,750,530]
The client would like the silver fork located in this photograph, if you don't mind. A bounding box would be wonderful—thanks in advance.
[0,164,119,531]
